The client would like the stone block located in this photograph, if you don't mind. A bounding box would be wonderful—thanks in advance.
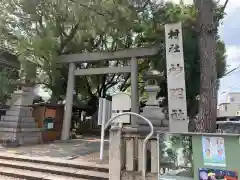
[0,121,37,128]
[0,128,19,132]
[5,108,33,117]
[7,106,33,115]
[0,130,42,146]
[19,136,41,145]
[0,85,40,146]
[1,115,34,122]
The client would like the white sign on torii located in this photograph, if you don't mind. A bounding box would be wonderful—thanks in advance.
[99,92,131,160]
[111,92,131,124]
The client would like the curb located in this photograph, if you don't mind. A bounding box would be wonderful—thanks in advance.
[0,162,108,180]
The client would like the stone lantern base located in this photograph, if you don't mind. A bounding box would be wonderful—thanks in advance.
[139,85,168,127]
[0,85,42,146]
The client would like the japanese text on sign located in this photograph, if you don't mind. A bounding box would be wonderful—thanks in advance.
[165,22,188,133]
[168,64,183,74]
[168,44,180,53]
[168,29,180,39]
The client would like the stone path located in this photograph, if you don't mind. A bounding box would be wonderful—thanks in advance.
[0,136,194,180]
[0,137,109,164]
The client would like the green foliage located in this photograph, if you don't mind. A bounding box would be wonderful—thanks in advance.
[169,135,192,166]
[0,0,144,101]
[0,1,226,117]
[0,68,18,103]
[134,2,227,118]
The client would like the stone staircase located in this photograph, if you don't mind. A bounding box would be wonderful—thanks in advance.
[0,153,109,180]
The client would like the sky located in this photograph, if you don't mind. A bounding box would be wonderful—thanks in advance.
[218,0,240,103]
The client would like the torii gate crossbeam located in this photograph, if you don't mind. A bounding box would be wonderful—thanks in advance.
[58,46,159,140]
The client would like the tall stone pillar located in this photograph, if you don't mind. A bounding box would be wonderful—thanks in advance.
[61,63,75,140]
[130,57,139,125]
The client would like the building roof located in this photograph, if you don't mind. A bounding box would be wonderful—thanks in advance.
[218,102,230,106]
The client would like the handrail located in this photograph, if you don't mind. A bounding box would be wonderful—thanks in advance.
[104,112,154,180]
[157,133,160,180]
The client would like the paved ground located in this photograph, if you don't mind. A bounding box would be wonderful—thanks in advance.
[0,137,109,164]
[0,136,193,180]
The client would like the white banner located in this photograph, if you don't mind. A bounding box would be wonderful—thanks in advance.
[165,22,188,133]
[98,98,104,125]
[98,98,112,125]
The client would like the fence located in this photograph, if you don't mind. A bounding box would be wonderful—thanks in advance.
[76,117,101,135]
[108,125,193,180]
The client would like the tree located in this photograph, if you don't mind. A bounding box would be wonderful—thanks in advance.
[137,2,226,131]
[0,0,150,110]
[0,68,18,104]
[194,0,228,133]
[0,0,226,120]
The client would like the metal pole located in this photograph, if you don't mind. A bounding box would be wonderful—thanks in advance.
[100,98,107,160]
[157,133,160,179]
[61,63,75,140]
[130,57,139,125]
[98,98,103,125]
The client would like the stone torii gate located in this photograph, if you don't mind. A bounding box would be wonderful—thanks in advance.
[59,47,159,140]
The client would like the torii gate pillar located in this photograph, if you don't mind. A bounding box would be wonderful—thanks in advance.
[59,47,159,140]
[130,57,139,125]
[61,63,75,140]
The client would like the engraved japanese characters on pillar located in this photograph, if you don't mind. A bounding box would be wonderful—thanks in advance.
[165,22,188,133]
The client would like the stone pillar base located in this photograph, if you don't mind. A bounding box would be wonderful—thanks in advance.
[139,106,168,127]
[0,86,42,147]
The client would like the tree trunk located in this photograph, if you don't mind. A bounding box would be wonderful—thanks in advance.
[195,0,217,133]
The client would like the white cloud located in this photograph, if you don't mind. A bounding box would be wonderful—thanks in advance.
[163,0,240,103]
[225,45,240,68]
[219,0,240,30]
[218,0,240,103]
[218,45,240,103]
[220,0,240,13]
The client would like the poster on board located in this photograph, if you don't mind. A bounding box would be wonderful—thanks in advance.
[199,168,238,180]
[202,136,226,167]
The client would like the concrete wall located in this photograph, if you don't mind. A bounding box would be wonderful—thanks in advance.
[217,103,240,117]
[226,93,240,103]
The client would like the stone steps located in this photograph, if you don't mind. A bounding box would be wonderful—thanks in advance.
[0,121,37,128]
[0,153,109,180]
[5,110,32,117]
